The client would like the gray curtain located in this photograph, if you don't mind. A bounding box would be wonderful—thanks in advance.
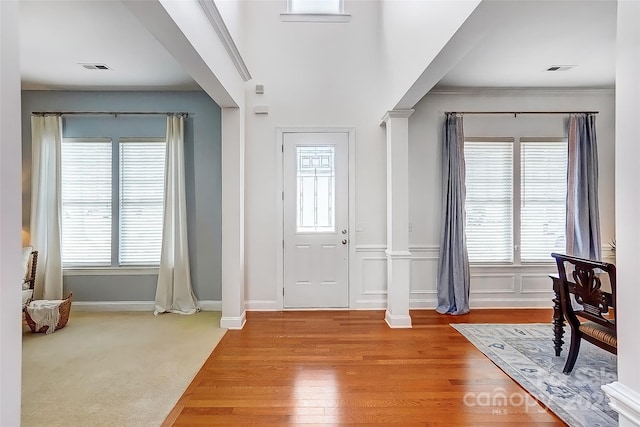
[566,113,601,260]
[436,113,470,315]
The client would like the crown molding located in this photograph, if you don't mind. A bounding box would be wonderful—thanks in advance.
[381,109,415,125]
[428,87,615,96]
[198,0,252,82]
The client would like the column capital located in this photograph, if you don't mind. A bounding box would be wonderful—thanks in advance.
[381,109,415,125]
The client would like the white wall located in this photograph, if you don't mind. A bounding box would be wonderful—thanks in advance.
[241,0,390,309]
[395,89,615,309]
[237,0,615,311]
[380,0,480,108]
[0,1,23,424]
[611,1,640,423]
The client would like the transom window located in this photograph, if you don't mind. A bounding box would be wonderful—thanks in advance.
[288,0,342,14]
[464,137,568,264]
[61,137,166,267]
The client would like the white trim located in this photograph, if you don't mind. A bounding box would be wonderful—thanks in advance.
[385,249,412,259]
[197,0,251,81]
[409,297,555,309]
[355,244,387,252]
[280,13,351,22]
[72,300,222,312]
[220,311,247,329]
[245,300,279,311]
[63,267,159,276]
[602,382,640,425]
[429,87,615,96]
[276,127,356,310]
[381,109,415,124]
[199,300,223,311]
[385,310,412,328]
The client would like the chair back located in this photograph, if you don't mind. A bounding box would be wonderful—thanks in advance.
[551,253,616,328]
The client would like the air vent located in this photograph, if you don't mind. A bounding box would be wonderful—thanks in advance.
[546,65,575,72]
[79,63,112,70]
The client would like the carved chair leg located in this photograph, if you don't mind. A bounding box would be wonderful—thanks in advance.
[563,331,581,374]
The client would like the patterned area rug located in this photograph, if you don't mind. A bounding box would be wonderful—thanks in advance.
[452,323,617,427]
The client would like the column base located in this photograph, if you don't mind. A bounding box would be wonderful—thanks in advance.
[220,310,247,329]
[385,310,412,328]
[602,381,640,426]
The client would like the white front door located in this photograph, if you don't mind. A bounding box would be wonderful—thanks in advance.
[283,132,349,308]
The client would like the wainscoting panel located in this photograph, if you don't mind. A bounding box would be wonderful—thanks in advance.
[352,244,563,309]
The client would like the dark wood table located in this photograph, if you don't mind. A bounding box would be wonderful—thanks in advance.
[549,273,565,356]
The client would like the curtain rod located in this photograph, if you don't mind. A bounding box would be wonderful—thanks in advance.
[31,111,189,117]
[446,111,599,116]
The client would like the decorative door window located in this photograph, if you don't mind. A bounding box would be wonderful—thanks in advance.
[296,146,335,233]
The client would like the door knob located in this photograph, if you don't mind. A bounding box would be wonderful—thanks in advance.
[341,229,347,234]
[342,239,347,245]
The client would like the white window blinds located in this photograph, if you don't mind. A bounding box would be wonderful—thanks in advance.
[520,138,567,262]
[119,138,166,265]
[464,139,514,263]
[61,138,113,266]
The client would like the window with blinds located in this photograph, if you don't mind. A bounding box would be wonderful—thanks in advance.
[520,138,567,262]
[464,139,514,263]
[464,137,568,265]
[61,138,113,266]
[119,138,166,265]
[61,137,166,267]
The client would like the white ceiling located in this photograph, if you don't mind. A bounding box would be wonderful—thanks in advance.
[19,0,617,92]
[20,0,199,90]
[436,0,617,90]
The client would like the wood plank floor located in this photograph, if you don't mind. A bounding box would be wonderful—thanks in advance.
[164,309,565,426]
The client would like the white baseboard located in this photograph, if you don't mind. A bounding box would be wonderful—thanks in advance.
[220,310,246,329]
[72,300,222,312]
[602,382,640,426]
[385,310,412,328]
[245,300,279,311]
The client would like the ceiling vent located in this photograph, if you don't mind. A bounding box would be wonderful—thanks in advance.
[79,63,111,70]
[546,65,575,72]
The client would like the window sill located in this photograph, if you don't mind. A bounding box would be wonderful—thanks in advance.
[63,267,159,276]
[280,12,351,23]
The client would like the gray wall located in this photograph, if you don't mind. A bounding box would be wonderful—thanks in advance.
[22,91,222,301]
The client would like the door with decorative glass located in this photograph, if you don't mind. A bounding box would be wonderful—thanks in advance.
[283,132,349,308]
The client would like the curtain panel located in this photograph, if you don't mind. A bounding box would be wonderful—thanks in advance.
[154,115,199,315]
[436,113,470,315]
[566,113,601,260]
[30,115,64,300]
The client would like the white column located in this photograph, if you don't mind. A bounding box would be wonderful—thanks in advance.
[0,1,23,424]
[381,110,414,328]
[602,2,640,425]
[220,107,246,329]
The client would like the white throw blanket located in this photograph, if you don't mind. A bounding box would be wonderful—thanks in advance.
[26,300,64,334]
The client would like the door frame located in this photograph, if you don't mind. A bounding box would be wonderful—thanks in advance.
[275,127,356,310]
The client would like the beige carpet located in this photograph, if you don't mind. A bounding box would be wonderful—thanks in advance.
[22,310,226,427]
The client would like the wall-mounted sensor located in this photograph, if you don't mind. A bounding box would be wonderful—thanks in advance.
[254,106,269,115]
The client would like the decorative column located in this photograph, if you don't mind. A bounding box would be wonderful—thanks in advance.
[220,107,246,329]
[381,110,414,328]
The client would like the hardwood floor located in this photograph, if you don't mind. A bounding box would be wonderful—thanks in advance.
[164,309,565,426]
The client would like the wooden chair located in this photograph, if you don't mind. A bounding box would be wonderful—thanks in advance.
[22,248,38,311]
[551,253,616,374]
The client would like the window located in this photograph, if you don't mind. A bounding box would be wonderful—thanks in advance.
[296,145,335,233]
[61,137,166,267]
[282,0,350,22]
[288,0,342,14]
[464,137,567,264]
